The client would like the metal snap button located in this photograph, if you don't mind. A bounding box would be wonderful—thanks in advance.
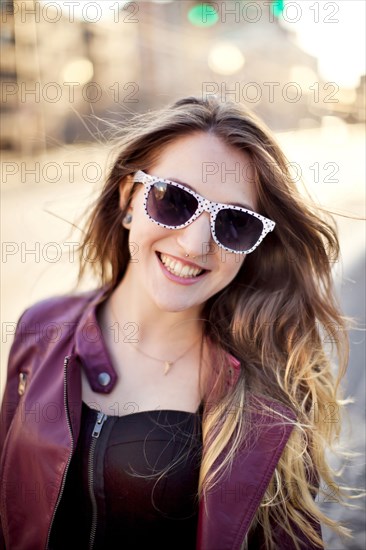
[18,372,27,396]
[98,372,111,387]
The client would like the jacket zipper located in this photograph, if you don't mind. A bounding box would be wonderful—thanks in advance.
[88,411,108,550]
[45,356,74,549]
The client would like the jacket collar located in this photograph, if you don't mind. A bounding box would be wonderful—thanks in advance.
[73,285,118,394]
[71,285,241,395]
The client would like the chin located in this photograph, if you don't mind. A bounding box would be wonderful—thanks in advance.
[154,297,199,314]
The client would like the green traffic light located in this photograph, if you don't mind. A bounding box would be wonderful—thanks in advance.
[271,0,285,18]
[187,3,219,27]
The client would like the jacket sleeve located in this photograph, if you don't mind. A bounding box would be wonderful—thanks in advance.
[0,309,30,549]
[0,308,30,452]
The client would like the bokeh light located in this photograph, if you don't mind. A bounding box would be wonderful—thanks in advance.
[208,43,245,75]
[187,3,219,27]
[62,58,94,85]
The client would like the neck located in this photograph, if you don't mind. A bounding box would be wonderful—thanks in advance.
[108,267,205,353]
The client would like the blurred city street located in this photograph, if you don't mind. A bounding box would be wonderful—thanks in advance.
[320,253,365,550]
[1,122,365,548]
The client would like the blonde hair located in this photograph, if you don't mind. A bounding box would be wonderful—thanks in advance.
[76,95,356,548]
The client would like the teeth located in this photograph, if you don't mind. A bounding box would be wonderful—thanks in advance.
[160,253,203,278]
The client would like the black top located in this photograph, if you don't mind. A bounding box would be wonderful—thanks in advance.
[50,401,203,550]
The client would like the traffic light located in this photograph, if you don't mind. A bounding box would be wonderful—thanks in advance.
[187,2,219,27]
[271,0,285,18]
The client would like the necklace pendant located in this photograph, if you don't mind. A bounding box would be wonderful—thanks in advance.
[164,361,173,375]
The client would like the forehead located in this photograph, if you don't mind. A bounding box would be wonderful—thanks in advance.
[148,132,257,209]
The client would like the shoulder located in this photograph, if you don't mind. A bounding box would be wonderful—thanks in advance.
[18,286,103,328]
[9,286,106,354]
[247,392,297,422]
[243,392,298,442]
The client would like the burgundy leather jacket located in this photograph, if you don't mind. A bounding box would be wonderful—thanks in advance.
[0,286,322,549]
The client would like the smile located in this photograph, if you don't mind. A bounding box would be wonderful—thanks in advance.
[156,252,207,279]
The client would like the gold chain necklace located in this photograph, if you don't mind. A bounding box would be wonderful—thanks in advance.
[109,297,202,375]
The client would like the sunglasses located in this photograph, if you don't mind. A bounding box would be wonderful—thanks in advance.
[133,170,275,254]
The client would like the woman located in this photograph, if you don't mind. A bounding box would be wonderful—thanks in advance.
[0,96,353,549]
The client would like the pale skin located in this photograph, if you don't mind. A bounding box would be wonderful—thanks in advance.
[81,132,257,416]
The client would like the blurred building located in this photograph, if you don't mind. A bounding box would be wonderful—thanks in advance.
[108,0,324,131]
[0,0,139,153]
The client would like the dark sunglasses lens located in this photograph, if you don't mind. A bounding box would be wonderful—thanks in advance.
[216,209,263,251]
[147,182,197,226]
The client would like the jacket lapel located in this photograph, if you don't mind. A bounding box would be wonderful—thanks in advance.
[196,394,296,550]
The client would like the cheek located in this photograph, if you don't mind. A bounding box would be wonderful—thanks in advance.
[130,213,171,249]
[218,254,245,285]
[224,254,245,272]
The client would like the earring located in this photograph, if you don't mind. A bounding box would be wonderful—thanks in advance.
[123,213,132,224]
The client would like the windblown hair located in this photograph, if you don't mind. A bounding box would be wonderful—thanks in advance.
[76,96,354,548]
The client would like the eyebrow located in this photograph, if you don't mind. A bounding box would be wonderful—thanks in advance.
[165,176,255,211]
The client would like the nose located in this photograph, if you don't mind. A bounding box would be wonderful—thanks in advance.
[176,211,215,258]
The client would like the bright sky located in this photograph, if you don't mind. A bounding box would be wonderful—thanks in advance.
[40,1,365,88]
[279,0,365,88]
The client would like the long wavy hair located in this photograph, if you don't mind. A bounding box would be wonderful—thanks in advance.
[76,96,354,549]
